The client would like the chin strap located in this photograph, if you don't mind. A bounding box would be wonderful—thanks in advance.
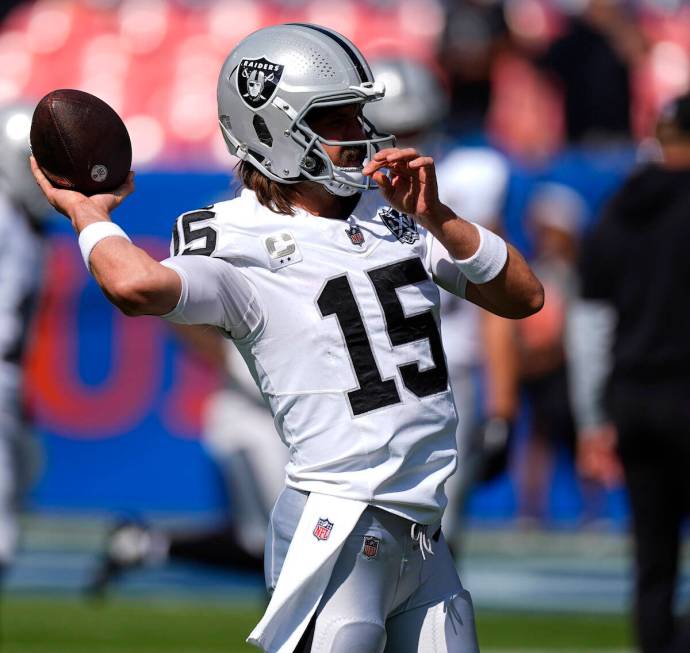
[323,163,373,197]
[324,177,362,197]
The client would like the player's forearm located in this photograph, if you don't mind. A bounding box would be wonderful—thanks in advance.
[422,203,481,260]
[68,204,181,317]
[90,238,181,316]
[426,207,543,319]
[68,197,115,232]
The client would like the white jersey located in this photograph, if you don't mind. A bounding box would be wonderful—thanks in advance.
[162,189,471,524]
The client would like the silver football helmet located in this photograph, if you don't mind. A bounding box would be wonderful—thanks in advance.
[365,57,448,137]
[217,23,395,197]
[0,102,52,221]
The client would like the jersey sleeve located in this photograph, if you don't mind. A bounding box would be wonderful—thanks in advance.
[163,208,264,340]
[424,233,469,298]
[160,255,264,340]
[169,208,218,257]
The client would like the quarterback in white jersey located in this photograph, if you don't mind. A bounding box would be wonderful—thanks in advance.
[164,188,462,525]
[33,23,542,653]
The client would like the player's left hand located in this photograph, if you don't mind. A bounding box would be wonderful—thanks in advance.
[363,148,451,228]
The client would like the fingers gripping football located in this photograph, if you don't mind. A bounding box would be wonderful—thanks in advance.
[363,148,441,226]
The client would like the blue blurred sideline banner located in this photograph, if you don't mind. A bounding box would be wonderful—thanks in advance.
[26,150,633,522]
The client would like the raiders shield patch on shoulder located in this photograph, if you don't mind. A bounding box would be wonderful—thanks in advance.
[378,207,420,244]
[236,57,284,110]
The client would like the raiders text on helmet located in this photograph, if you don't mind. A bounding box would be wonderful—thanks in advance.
[217,23,395,197]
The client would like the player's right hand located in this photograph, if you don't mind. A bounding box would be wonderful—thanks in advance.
[30,156,134,219]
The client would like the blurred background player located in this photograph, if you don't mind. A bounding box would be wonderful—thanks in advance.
[572,92,690,653]
[514,183,586,520]
[89,324,286,593]
[366,55,519,551]
[0,101,51,582]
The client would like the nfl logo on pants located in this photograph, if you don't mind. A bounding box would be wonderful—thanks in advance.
[313,518,333,541]
[362,535,380,559]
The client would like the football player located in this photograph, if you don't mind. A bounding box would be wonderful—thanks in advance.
[0,101,52,582]
[32,24,543,652]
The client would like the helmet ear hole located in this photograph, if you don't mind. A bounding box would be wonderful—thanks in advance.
[253,114,273,146]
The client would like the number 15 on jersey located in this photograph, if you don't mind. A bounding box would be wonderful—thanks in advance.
[317,257,448,416]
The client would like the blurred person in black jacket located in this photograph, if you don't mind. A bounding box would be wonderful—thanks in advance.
[570,93,690,653]
[540,0,645,144]
[440,0,508,135]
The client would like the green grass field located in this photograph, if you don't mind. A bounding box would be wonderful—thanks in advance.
[1,597,632,653]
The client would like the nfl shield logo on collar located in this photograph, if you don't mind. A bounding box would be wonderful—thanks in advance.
[378,206,419,244]
[362,535,380,559]
[345,225,365,246]
[313,518,334,541]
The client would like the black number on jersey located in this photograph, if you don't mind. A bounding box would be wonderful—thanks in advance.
[172,210,217,256]
[317,257,448,416]
[318,275,401,415]
[368,258,448,397]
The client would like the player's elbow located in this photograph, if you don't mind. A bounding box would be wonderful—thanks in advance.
[515,279,544,318]
[107,276,160,316]
[496,279,544,319]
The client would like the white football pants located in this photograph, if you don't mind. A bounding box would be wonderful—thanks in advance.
[266,488,480,653]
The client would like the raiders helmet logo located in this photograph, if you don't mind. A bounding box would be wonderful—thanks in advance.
[236,57,284,109]
[378,207,420,244]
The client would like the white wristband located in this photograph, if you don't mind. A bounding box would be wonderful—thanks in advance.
[454,222,508,284]
[78,222,131,270]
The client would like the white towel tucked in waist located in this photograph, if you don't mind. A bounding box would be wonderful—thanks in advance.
[247,492,367,653]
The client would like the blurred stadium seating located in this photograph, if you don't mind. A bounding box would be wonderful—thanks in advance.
[0,0,687,166]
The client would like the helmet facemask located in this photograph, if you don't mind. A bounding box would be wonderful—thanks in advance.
[219,81,395,197]
[289,87,395,197]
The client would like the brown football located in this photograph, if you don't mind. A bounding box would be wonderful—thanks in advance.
[30,89,132,196]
